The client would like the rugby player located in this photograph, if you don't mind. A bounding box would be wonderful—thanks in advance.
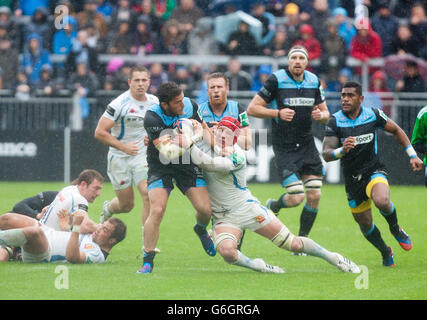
[138,82,215,274]
[322,81,423,267]
[11,191,58,220]
[411,105,427,186]
[39,169,104,231]
[94,65,160,252]
[0,210,126,263]
[247,45,329,243]
[188,116,360,274]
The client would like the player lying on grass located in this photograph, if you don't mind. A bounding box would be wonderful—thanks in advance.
[186,116,360,274]
[322,81,423,267]
[0,210,126,263]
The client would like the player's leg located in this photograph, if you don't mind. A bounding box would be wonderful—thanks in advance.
[368,176,412,251]
[267,173,305,213]
[185,185,216,257]
[298,174,323,237]
[352,208,394,267]
[137,184,170,273]
[0,213,39,230]
[214,225,283,273]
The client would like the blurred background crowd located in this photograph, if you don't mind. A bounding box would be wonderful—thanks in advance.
[1,0,427,115]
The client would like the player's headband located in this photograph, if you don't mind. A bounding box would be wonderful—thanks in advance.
[288,47,309,60]
[217,117,241,144]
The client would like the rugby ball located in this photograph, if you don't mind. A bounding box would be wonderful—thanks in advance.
[173,118,194,138]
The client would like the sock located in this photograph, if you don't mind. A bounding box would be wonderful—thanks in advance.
[298,204,318,237]
[194,221,208,236]
[299,237,338,266]
[143,250,156,268]
[0,229,28,247]
[270,194,288,212]
[379,202,399,234]
[232,251,263,271]
[362,224,389,257]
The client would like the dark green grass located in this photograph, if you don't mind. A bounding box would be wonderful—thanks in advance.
[0,182,426,300]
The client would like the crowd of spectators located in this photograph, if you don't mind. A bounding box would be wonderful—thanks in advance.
[0,0,427,112]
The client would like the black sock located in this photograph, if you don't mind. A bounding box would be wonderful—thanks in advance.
[194,223,207,236]
[143,250,156,267]
[298,204,318,237]
[270,194,287,212]
[363,224,389,257]
[380,205,399,234]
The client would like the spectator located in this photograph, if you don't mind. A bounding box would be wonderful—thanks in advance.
[187,17,218,55]
[309,0,331,43]
[15,69,31,100]
[224,57,252,91]
[251,64,272,92]
[368,70,393,116]
[66,29,99,75]
[67,62,99,96]
[0,35,18,89]
[393,0,422,19]
[97,0,115,20]
[293,24,322,61]
[350,18,382,75]
[332,7,356,50]
[21,33,52,86]
[320,18,347,82]
[148,62,168,94]
[0,6,20,50]
[395,60,425,92]
[391,23,423,58]
[132,0,162,37]
[263,26,291,57]
[157,18,187,54]
[225,20,260,56]
[251,2,275,47]
[17,0,49,16]
[151,0,176,21]
[110,0,136,30]
[131,15,156,55]
[107,20,133,54]
[370,1,399,57]
[283,2,301,45]
[409,3,427,45]
[23,6,52,50]
[172,66,195,93]
[112,63,132,91]
[33,64,55,96]
[76,0,108,40]
[170,0,204,36]
[52,15,77,77]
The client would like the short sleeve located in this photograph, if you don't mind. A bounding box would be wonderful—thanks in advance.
[315,82,326,106]
[190,99,203,123]
[144,110,166,141]
[324,116,339,137]
[373,107,388,128]
[237,103,250,127]
[257,74,278,104]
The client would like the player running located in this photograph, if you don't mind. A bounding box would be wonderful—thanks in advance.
[94,65,159,252]
[247,45,329,243]
[411,105,427,186]
[137,82,215,274]
[322,81,423,267]
[188,116,360,274]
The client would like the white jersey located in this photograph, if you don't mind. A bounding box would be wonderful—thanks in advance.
[40,185,88,231]
[41,225,107,263]
[198,143,256,213]
[102,90,159,158]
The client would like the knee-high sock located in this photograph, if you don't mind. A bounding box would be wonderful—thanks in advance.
[299,237,339,266]
[298,204,318,237]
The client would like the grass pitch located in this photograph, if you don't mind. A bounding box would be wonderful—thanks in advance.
[0,182,426,300]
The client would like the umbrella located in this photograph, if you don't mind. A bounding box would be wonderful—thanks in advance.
[383,54,427,81]
[214,10,263,45]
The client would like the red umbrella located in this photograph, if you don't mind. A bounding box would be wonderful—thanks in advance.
[383,54,427,80]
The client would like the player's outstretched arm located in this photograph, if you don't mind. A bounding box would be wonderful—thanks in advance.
[384,119,423,171]
[247,95,278,119]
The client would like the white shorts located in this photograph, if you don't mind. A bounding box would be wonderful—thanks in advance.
[107,152,148,190]
[21,225,52,263]
[212,200,276,233]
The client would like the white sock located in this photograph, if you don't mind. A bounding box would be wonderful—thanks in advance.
[0,229,28,247]
[299,237,338,266]
[232,251,259,271]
